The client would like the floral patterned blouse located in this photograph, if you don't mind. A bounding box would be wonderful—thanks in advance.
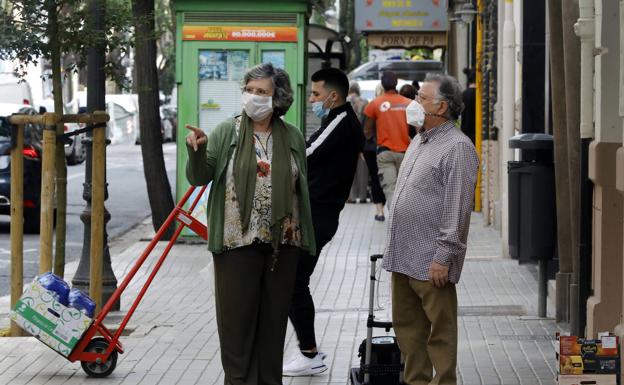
[222,117,302,250]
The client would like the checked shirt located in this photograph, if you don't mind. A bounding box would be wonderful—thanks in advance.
[382,120,479,284]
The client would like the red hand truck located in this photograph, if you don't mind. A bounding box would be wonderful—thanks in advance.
[67,186,208,377]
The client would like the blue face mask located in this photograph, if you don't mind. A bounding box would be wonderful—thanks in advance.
[312,95,334,119]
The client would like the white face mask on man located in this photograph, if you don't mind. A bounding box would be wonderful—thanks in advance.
[405,100,426,129]
[242,92,273,121]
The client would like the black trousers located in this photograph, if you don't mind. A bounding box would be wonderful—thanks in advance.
[214,244,300,385]
[363,150,386,205]
[288,204,340,350]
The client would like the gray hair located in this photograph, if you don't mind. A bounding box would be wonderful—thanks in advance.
[423,73,464,120]
[243,63,293,116]
[348,81,361,95]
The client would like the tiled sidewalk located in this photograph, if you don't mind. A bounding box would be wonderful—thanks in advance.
[0,204,557,385]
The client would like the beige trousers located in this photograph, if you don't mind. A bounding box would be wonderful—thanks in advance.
[391,272,458,385]
[376,150,405,208]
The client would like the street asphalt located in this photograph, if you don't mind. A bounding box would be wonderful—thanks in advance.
[0,142,177,297]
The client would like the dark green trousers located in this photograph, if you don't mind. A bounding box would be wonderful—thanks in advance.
[213,244,300,385]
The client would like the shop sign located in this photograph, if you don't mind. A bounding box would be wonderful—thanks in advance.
[367,32,447,48]
[183,25,298,42]
[355,0,448,32]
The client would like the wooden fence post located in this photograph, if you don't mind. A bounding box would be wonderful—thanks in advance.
[39,113,59,274]
[10,123,24,337]
[89,111,107,312]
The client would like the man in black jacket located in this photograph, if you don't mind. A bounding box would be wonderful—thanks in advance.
[283,68,365,376]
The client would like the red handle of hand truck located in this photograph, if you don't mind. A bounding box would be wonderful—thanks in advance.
[98,185,207,321]
[69,185,208,362]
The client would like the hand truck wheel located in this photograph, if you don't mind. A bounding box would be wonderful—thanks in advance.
[80,337,118,377]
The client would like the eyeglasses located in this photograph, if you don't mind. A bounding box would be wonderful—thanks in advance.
[243,86,272,96]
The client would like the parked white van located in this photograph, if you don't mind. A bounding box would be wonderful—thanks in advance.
[0,73,34,106]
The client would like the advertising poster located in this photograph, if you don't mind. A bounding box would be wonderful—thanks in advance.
[198,50,250,134]
[229,51,249,82]
[199,51,228,80]
[261,51,285,69]
[191,50,251,232]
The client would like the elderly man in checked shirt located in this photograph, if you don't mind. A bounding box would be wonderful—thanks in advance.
[383,74,479,385]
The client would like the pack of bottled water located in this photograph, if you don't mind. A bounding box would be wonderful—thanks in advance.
[37,272,96,318]
[11,272,96,356]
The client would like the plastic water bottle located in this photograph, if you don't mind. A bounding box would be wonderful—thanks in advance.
[68,288,96,318]
[37,272,70,306]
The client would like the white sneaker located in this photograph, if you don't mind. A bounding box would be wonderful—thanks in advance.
[282,352,328,376]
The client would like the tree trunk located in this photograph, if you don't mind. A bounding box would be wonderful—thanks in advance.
[46,0,68,277]
[132,0,174,239]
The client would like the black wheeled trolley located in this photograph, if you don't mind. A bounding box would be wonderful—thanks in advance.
[350,254,404,385]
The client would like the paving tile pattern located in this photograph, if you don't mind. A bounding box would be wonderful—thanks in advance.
[0,205,558,385]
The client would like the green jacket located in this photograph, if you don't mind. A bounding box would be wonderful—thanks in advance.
[185,117,316,256]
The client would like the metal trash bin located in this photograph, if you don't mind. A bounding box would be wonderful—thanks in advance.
[508,133,556,317]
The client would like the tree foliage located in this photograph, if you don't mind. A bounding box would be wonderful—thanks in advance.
[0,0,176,242]
[154,0,175,97]
[310,0,335,26]
[0,0,177,97]
[311,0,334,16]
[0,0,132,87]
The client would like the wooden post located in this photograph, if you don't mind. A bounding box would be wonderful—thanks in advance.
[39,113,59,274]
[475,0,483,213]
[10,124,24,337]
[53,137,67,278]
[89,111,107,312]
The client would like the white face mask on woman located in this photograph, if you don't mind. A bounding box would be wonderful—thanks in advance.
[242,92,273,121]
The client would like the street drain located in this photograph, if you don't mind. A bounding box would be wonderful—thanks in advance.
[459,305,526,316]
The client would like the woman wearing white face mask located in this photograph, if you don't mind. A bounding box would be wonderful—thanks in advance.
[184,63,315,384]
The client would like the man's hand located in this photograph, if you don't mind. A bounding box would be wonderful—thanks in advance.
[429,261,449,288]
[185,124,207,151]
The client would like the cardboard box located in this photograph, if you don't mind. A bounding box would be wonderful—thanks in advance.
[10,281,92,357]
[557,374,617,385]
[560,336,582,355]
[581,354,619,374]
[560,355,584,375]
[558,335,619,375]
